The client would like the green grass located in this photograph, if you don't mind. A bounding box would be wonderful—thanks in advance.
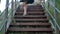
[0,32,2,34]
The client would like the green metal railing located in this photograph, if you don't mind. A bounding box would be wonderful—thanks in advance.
[0,0,20,34]
[42,0,60,34]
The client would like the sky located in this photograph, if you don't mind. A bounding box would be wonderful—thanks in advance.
[0,0,47,12]
[0,0,6,12]
[0,0,20,12]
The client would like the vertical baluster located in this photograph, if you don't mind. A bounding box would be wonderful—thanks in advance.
[11,0,14,22]
[42,0,45,8]
[15,0,17,11]
[47,0,50,19]
[4,0,9,34]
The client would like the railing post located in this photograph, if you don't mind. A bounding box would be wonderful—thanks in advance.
[4,0,9,34]
[15,0,16,10]
[11,0,14,17]
[42,0,45,8]
[6,0,9,32]
[10,0,14,24]
[15,0,17,14]
[15,0,17,9]
[47,0,50,18]
[5,0,9,18]
[48,0,49,9]
[54,0,59,34]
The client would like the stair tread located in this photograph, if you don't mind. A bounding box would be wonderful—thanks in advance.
[27,10,44,11]
[14,19,48,21]
[15,14,45,15]
[11,23,51,26]
[16,11,45,13]
[17,10,44,12]
[8,28,53,31]
[15,15,46,17]
[15,12,45,15]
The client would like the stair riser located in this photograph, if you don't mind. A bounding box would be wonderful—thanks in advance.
[17,10,44,12]
[15,12,45,15]
[14,17,47,19]
[10,25,51,28]
[28,7,43,9]
[7,31,53,34]
[15,14,45,16]
[14,15,47,19]
[14,20,49,23]
[15,13,45,15]
[15,12,45,13]
[14,19,48,21]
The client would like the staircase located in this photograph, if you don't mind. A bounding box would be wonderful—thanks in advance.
[6,5,53,34]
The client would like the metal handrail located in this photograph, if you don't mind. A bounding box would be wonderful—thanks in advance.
[47,0,60,29]
[42,0,60,34]
[43,3,60,30]
[48,0,60,29]
[0,2,11,31]
[0,0,20,34]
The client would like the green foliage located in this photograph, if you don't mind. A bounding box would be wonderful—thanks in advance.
[56,0,60,10]
[0,31,3,34]
[45,0,60,26]
[56,0,60,26]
